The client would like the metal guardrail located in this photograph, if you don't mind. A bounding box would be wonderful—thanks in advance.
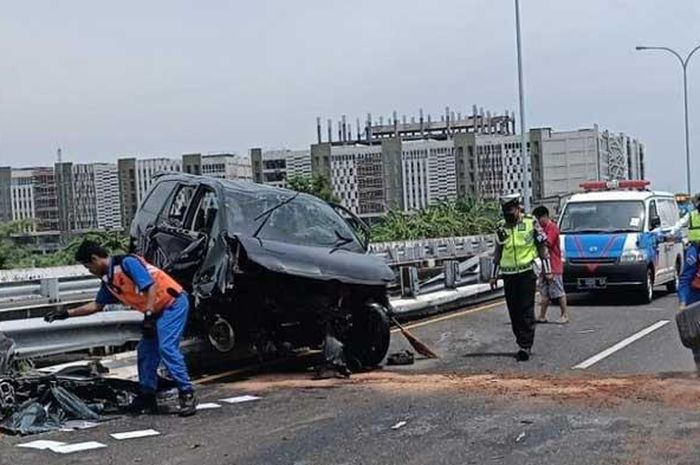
[0,311,142,359]
[370,235,495,266]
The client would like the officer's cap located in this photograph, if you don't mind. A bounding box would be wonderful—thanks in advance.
[499,194,522,209]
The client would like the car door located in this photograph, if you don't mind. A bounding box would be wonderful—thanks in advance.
[647,199,669,283]
[658,197,683,278]
[142,182,208,288]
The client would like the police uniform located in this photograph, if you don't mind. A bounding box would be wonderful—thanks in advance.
[689,210,700,243]
[491,195,551,359]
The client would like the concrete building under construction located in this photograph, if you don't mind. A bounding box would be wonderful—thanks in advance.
[310,106,645,216]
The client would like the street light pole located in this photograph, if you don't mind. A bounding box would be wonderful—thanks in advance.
[636,45,700,194]
[514,0,531,211]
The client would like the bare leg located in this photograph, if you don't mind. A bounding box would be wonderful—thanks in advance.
[537,296,550,322]
[559,295,569,323]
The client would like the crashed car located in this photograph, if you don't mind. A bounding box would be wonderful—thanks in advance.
[129,173,395,369]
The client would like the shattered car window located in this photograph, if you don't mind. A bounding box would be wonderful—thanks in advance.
[224,188,363,251]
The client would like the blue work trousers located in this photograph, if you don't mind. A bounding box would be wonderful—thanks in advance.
[137,293,193,393]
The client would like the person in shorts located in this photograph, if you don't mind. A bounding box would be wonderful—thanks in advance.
[533,206,569,324]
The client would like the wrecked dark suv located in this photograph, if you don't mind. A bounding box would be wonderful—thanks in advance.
[129,173,395,369]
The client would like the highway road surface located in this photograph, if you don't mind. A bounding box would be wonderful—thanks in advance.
[3,288,700,465]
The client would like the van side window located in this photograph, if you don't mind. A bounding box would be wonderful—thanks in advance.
[163,185,197,227]
[648,200,659,230]
[138,180,176,223]
[657,199,679,228]
[188,189,219,234]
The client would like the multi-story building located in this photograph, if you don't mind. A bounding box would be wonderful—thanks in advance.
[535,126,646,211]
[182,153,252,181]
[312,107,514,216]
[56,162,122,233]
[250,149,312,187]
[117,157,182,229]
[311,109,645,216]
[10,168,36,229]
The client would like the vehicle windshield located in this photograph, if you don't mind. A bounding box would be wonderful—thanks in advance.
[559,200,645,233]
[224,187,364,251]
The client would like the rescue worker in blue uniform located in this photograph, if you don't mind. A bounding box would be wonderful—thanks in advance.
[490,194,552,361]
[44,241,196,416]
[679,205,700,370]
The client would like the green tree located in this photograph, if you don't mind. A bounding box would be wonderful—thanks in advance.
[370,198,500,242]
[0,220,34,269]
[286,174,340,203]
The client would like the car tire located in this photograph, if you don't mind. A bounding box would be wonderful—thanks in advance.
[666,260,681,293]
[638,268,654,304]
[345,302,391,368]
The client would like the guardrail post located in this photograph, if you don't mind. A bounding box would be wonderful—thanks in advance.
[444,260,461,289]
[400,267,420,298]
[40,278,60,303]
[479,256,493,283]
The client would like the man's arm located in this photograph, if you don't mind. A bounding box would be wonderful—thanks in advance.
[68,301,105,317]
[533,222,552,276]
[668,213,690,238]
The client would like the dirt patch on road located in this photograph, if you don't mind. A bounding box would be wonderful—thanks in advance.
[228,371,700,409]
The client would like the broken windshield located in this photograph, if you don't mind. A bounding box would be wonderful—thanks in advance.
[224,188,364,251]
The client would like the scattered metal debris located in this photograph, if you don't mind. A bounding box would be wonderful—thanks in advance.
[387,350,415,366]
[515,432,526,442]
[0,362,141,435]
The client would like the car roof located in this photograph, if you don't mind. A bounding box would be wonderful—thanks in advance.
[567,190,675,203]
[154,172,299,197]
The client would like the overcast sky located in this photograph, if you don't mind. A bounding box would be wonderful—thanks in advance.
[0,0,699,191]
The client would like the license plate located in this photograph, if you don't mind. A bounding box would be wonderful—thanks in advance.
[577,277,607,289]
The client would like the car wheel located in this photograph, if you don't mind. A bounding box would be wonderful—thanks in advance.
[639,268,654,304]
[666,261,681,293]
[345,302,391,368]
[208,315,236,353]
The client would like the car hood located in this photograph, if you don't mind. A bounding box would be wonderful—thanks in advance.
[236,235,395,286]
[562,233,628,259]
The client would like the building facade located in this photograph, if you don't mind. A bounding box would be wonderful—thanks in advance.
[56,162,123,233]
[183,153,252,181]
[117,157,182,229]
[250,149,312,188]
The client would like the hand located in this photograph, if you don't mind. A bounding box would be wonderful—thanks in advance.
[489,278,498,290]
[44,308,69,323]
[142,311,157,339]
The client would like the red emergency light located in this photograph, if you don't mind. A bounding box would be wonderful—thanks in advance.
[579,180,650,191]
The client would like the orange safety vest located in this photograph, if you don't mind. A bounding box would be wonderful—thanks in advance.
[103,255,183,314]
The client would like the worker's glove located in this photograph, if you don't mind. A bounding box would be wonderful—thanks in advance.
[44,308,69,323]
[142,312,158,339]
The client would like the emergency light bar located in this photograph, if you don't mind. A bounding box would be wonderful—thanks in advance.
[580,180,650,191]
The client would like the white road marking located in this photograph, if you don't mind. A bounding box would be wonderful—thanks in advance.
[220,395,261,404]
[572,320,670,370]
[111,429,160,440]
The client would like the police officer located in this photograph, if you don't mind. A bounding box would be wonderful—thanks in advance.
[489,194,552,361]
[668,193,700,238]
[44,240,196,416]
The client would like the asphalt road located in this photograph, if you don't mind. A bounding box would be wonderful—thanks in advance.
[3,287,700,465]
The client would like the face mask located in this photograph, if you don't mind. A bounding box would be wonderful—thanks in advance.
[504,212,518,224]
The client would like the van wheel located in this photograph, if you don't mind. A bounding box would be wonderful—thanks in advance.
[666,260,681,293]
[344,303,391,369]
[638,268,654,304]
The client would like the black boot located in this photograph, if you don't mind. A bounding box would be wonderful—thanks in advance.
[127,391,158,414]
[516,348,531,362]
[178,390,197,417]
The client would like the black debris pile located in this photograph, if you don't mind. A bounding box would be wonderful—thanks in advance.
[0,362,141,436]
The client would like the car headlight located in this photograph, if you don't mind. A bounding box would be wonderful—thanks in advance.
[619,250,646,263]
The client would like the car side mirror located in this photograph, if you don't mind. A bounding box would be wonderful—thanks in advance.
[650,215,661,230]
